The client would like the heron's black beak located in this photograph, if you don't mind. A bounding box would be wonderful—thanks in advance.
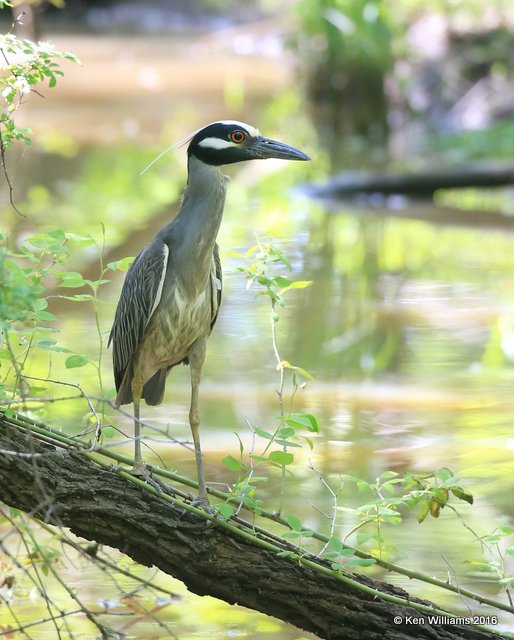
[250,136,311,161]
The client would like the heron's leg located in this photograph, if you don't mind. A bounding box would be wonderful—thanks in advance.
[131,377,146,476]
[128,372,171,494]
[189,338,208,504]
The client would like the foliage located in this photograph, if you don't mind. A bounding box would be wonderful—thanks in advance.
[0,229,132,441]
[218,239,316,517]
[292,0,393,153]
[295,0,392,75]
[0,33,79,150]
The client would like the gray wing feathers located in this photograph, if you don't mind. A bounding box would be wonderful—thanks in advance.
[210,243,222,331]
[108,240,169,393]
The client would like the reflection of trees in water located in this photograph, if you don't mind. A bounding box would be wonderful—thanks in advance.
[292,211,405,380]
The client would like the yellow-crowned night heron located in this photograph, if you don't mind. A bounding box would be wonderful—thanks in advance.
[109,120,310,503]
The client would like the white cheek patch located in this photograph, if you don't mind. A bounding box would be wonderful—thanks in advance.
[198,137,237,150]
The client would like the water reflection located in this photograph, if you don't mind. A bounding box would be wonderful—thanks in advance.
[4,90,514,640]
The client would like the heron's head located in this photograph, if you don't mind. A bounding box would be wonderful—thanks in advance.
[187,121,310,166]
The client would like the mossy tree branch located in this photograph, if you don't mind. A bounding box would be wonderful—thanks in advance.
[0,412,507,640]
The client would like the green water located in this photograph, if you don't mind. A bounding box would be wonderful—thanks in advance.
[2,32,514,639]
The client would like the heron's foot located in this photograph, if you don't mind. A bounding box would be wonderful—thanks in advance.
[190,491,211,507]
[131,463,173,495]
[131,461,148,477]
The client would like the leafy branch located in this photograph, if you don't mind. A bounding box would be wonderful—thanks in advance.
[0,25,80,213]
[220,239,317,516]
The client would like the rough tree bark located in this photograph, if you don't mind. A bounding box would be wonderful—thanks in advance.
[0,417,506,640]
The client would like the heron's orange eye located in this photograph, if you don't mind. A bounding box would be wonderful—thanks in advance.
[230,130,246,143]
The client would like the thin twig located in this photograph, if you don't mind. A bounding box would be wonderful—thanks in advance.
[0,127,25,218]
[308,461,343,555]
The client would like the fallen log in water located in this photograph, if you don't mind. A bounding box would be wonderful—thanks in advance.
[306,165,514,199]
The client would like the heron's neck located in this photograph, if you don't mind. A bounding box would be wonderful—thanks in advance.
[172,156,227,280]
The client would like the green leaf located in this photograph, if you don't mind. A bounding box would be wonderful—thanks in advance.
[85,278,110,287]
[28,230,65,249]
[430,500,441,518]
[350,558,376,568]
[274,439,302,448]
[65,354,89,368]
[222,455,244,472]
[287,514,303,532]
[328,536,344,553]
[60,294,94,302]
[356,532,374,545]
[254,427,273,440]
[35,310,57,321]
[57,271,86,288]
[249,454,268,464]
[283,413,319,432]
[273,275,293,288]
[107,256,135,272]
[216,503,235,520]
[36,338,57,347]
[236,432,244,457]
[434,467,454,482]
[284,280,313,290]
[268,450,294,466]
[279,361,314,380]
[506,544,514,557]
[283,530,302,539]
[379,470,399,479]
[342,475,371,492]
[417,501,430,523]
[433,488,449,506]
[65,232,96,247]
[463,561,496,572]
[483,535,502,544]
[244,475,268,484]
[450,486,473,504]
[101,426,116,439]
[32,298,48,311]
[36,339,72,353]
[301,436,314,450]
[496,525,514,536]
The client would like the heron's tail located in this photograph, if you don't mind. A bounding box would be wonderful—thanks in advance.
[142,368,167,406]
[115,364,133,406]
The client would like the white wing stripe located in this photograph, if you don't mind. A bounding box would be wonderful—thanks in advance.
[147,244,169,325]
